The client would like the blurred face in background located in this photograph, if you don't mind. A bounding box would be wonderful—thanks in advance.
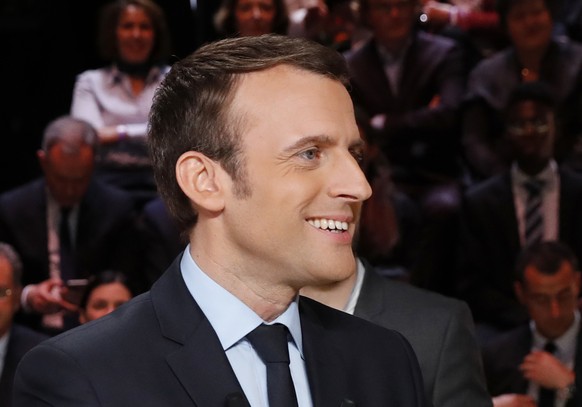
[0,256,19,338]
[79,282,132,323]
[506,0,552,53]
[365,0,418,50]
[117,5,155,64]
[235,0,277,36]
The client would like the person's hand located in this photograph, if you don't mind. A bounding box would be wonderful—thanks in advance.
[27,278,79,314]
[422,1,454,27]
[520,349,575,390]
[98,126,123,144]
[492,394,536,407]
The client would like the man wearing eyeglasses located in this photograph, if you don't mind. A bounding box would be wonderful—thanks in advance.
[0,243,48,407]
[456,81,582,344]
[481,240,581,407]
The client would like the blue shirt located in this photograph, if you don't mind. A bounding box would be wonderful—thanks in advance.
[180,246,313,406]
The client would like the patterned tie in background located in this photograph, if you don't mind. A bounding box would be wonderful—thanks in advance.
[524,179,544,247]
[59,207,74,281]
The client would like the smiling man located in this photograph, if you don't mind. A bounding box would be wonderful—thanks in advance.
[14,35,429,406]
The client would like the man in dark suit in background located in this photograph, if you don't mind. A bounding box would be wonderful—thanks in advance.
[0,116,142,335]
[456,81,582,342]
[14,35,429,406]
[482,241,581,406]
[0,242,48,407]
[302,255,493,407]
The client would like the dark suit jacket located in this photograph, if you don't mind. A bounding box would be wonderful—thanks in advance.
[346,31,466,178]
[0,324,48,407]
[13,255,430,407]
[481,324,582,406]
[138,197,185,289]
[355,260,492,407]
[456,169,582,329]
[0,178,144,330]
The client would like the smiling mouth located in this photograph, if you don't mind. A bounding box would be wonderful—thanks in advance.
[307,218,349,232]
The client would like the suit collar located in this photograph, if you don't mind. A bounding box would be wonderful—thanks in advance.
[150,256,247,405]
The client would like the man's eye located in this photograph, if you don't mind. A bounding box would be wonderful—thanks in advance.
[299,148,320,160]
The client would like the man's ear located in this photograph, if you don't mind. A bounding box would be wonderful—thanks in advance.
[176,151,225,213]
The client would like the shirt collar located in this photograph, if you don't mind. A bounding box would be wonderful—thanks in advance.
[180,246,304,356]
[511,159,558,190]
[531,310,580,356]
[375,36,412,65]
[109,64,163,86]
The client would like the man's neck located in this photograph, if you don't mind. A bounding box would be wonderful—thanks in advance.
[300,268,357,311]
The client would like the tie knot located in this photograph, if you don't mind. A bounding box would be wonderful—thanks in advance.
[544,341,557,354]
[247,323,290,364]
[524,178,544,195]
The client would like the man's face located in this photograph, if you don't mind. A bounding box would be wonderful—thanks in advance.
[506,0,552,52]
[365,0,418,48]
[116,5,155,65]
[506,99,554,167]
[0,257,19,338]
[235,0,276,37]
[516,261,581,339]
[223,65,372,288]
[39,143,95,208]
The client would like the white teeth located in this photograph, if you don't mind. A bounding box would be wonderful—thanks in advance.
[308,218,349,231]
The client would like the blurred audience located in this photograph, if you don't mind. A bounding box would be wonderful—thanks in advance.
[0,242,48,407]
[462,0,582,184]
[70,0,171,210]
[0,116,142,336]
[213,0,290,37]
[456,82,582,343]
[481,241,581,406]
[78,270,134,324]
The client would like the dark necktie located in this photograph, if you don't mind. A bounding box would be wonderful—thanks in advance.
[59,207,74,281]
[538,341,557,407]
[524,178,544,246]
[246,323,299,407]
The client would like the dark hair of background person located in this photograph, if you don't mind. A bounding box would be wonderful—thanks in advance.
[98,0,171,64]
[514,240,580,284]
[504,81,556,115]
[495,0,554,29]
[148,34,350,232]
[78,270,133,311]
[213,0,290,36]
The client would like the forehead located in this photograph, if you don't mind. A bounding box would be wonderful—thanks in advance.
[507,0,547,15]
[229,64,358,145]
[523,262,577,290]
[508,99,550,117]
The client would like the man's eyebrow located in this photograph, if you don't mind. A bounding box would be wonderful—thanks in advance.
[282,135,334,154]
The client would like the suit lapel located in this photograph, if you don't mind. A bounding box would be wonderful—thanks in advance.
[299,297,354,406]
[151,258,247,406]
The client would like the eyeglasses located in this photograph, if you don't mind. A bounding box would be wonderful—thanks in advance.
[369,1,414,13]
[0,287,12,299]
[506,119,550,136]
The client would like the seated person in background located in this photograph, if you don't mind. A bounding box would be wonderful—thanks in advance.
[346,0,467,294]
[138,196,184,288]
[213,0,290,37]
[354,105,423,281]
[0,242,48,407]
[0,116,141,336]
[301,251,493,407]
[456,81,582,343]
[70,0,171,210]
[462,0,582,184]
[482,241,581,407]
[78,270,134,324]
